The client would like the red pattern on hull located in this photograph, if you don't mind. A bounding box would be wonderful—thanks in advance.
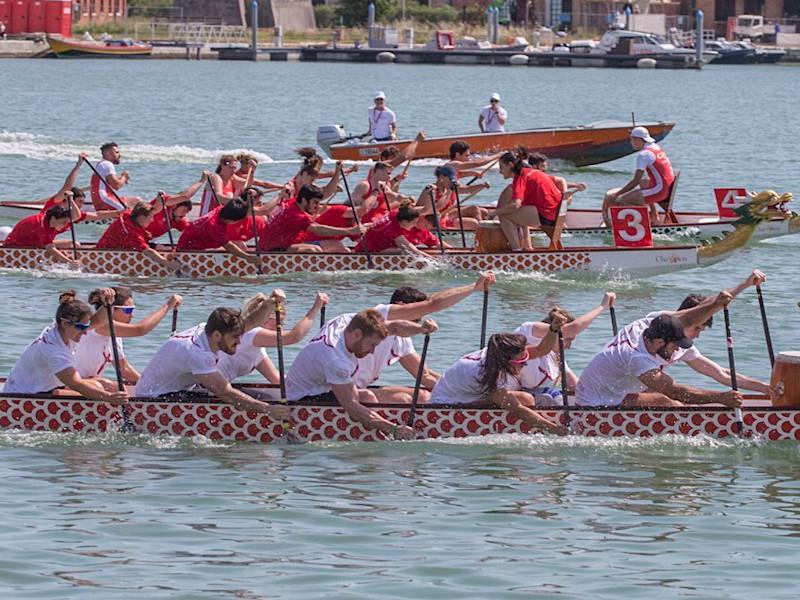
[1,396,799,442]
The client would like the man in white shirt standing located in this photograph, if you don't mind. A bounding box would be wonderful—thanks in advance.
[368,91,397,141]
[90,142,142,211]
[576,292,743,409]
[478,93,508,133]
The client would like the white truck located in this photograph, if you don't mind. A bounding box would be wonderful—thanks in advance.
[734,15,775,41]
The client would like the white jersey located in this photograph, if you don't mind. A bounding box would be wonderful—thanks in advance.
[217,328,267,382]
[368,106,396,140]
[479,105,507,132]
[74,330,125,378]
[353,304,415,387]
[95,160,125,210]
[4,324,77,394]
[286,317,359,401]
[513,323,562,389]
[576,312,700,407]
[135,323,219,397]
[429,348,520,405]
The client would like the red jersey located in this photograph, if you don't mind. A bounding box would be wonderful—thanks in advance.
[176,206,231,251]
[299,204,352,242]
[3,212,73,248]
[257,202,312,252]
[145,195,190,240]
[362,178,390,223]
[199,177,235,216]
[639,143,675,203]
[354,210,439,253]
[511,168,562,222]
[95,212,151,251]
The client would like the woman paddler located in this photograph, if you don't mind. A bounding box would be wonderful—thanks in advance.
[74,287,183,385]
[416,166,482,231]
[235,153,283,193]
[3,289,129,406]
[2,194,84,268]
[354,201,448,256]
[350,161,414,224]
[285,149,346,201]
[95,202,181,272]
[199,155,252,216]
[495,148,564,251]
[429,310,570,435]
[144,172,208,243]
[218,291,328,384]
[512,292,615,406]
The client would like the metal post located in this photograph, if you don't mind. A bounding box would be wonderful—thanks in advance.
[251,0,258,54]
[624,5,632,30]
[487,7,493,44]
[695,10,704,67]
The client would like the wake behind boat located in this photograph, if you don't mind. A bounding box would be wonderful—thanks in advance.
[317,120,675,165]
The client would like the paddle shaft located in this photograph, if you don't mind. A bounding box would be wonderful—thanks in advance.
[465,158,500,186]
[341,171,375,269]
[158,192,176,248]
[406,334,431,428]
[248,195,263,274]
[755,285,775,366]
[451,183,468,248]
[105,303,135,432]
[723,307,743,435]
[67,199,78,260]
[428,185,446,255]
[558,330,571,426]
[82,157,126,208]
[275,302,287,399]
[171,307,178,335]
[479,287,489,348]
[320,305,326,329]
[610,305,619,336]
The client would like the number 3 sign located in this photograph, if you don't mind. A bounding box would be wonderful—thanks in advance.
[714,188,748,218]
[610,206,653,248]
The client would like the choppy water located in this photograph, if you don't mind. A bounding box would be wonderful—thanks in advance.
[0,59,799,597]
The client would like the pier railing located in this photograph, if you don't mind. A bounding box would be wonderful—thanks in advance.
[133,22,249,44]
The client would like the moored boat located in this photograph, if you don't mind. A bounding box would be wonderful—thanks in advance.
[317,120,675,165]
[46,36,153,58]
[0,392,795,442]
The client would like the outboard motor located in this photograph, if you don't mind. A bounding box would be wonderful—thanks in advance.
[316,124,348,157]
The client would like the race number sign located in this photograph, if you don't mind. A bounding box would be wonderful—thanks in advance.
[610,206,653,248]
[714,188,748,218]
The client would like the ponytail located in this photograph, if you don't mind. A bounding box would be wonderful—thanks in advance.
[477,333,526,396]
[499,146,529,176]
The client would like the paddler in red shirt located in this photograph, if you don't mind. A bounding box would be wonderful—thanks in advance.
[145,172,209,243]
[3,194,83,268]
[176,198,262,266]
[416,166,482,231]
[496,149,564,251]
[350,162,414,224]
[256,184,369,254]
[528,153,586,197]
[355,202,449,257]
[95,202,181,272]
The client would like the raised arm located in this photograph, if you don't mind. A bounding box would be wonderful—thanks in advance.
[561,292,616,339]
[527,311,567,359]
[385,318,438,339]
[252,292,328,347]
[386,272,496,321]
[241,290,283,332]
[95,295,182,338]
[52,153,87,201]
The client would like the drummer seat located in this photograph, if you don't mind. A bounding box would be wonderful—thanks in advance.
[651,171,680,225]
[544,194,570,250]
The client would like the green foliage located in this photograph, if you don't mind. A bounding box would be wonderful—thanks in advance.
[402,2,459,25]
[336,0,394,27]
[314,4,338,28]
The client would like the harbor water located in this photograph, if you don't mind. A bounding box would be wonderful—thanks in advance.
[0,59,799,598]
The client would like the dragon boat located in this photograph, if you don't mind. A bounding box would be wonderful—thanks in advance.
[0,391,796,442]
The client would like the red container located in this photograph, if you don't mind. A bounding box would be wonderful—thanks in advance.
[27,0,44,32]
[0,1,10,32]
[9,0,28,34]
[44,0,70,37]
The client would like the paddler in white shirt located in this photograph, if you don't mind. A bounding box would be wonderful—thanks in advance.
[429,310,572,435]
[134,292,291,421]
[217,291,329,384]
[576,294,744,409]
[90,142,142,211]
[4,288,128,406]
[514,292,616,406]
[286,309,438,440]
[337,272,497,404]
[74,287,183,385]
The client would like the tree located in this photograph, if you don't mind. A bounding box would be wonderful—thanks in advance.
[336,0,394,27]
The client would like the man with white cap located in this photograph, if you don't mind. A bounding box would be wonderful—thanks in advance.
[368,91,397,141]
[478,93,508,133]
[601,125,675,224]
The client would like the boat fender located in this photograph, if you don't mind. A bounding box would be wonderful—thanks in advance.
[376,52,396,63]
[0,226,11,242]
[509,54,529,66]
[637,57,657,69]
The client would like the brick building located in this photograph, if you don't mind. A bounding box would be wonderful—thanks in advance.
[75,0,127,23]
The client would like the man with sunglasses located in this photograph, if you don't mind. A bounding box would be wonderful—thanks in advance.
[478,93,508,133]
[368,91,397,142]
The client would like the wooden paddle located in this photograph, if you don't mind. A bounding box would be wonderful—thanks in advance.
[341,170,375,269]
[755,285,774,366]
[105,302,136,433]
[450,182,468,248]
[405,333,431,429]
[610,303,619,336]
[723,307,744,435]
[157,192,176,249]
[274,299,287,401]
[558,330,571,428]
[248,193,263,275]
[66,193,78,261]
[427,185,446,256]
[479,285,489,348]
[465,157,500,186]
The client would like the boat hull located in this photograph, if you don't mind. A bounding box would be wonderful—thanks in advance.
[0,395,797,442]
[0,244,709,278]
[46,36,153,58]
[326,121,675,166]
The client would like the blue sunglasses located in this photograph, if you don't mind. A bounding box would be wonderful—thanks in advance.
[114,306,135,315]
[63,319,91,331]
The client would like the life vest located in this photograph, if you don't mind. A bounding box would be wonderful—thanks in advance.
[640,143,675,202]
[199,176,235,216]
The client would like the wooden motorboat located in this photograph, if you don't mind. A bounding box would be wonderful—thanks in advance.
[46,36,153,58]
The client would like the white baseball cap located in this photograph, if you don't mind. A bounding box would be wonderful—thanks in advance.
[374,91,386,100]
[630,126,655,143]
[490,92,501,101]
